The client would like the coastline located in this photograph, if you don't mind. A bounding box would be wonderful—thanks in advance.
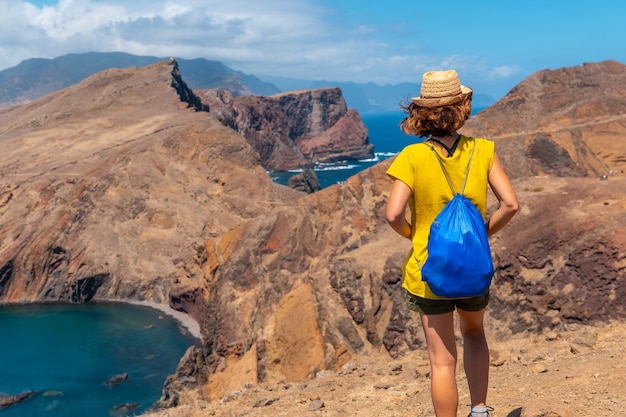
[0,299,202,339]
[122,299,202,340]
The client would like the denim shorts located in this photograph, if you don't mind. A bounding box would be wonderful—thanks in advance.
[405,290,490,315]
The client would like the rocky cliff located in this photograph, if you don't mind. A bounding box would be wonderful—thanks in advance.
[0,59,624,417]
[0,52,281,108]
[154,61,625,409]
[462,60,626,179]
[147,173,626,417]
[0,60,302,307]
[156,167,625,408]
[198,88,373,171]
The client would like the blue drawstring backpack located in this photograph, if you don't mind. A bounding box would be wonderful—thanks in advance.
[420,141,494,298]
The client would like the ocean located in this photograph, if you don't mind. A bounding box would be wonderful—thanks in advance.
[0,302,197,417]
[269,111,413,188]
[269,108,486,188]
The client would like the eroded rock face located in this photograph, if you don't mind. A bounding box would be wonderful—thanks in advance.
[198,88,374,171]
[158,162,625,407]
[177,161,420,393]
[0,59,407,406]
[1,59,625,410]
[486,176,626,336]
[158,62,626,403]
[462,60,626,179]
[0,60,302,319]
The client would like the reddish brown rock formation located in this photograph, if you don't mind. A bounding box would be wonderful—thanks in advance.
[0,60,302,310]
[157,61,626,404]
[462,60,626,179]
[198,88,373,171]
[486,176,626,335]
[287,168,322,193]
[0,59,624,415]
[157,165,625,407]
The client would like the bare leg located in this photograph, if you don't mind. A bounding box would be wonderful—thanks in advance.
[457,308,489,407]
[420,312,458,417]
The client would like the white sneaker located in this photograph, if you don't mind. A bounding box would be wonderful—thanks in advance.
[468,405,494,417]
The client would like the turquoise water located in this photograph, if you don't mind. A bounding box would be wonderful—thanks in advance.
[270,111,415,188]
[0,302,197,417]
[270,108,487,188]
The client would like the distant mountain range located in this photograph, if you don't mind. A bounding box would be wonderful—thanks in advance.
[0,51,496,114]
[0,52,280,107]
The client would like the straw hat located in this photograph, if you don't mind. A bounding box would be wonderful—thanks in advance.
[412,70,472,107]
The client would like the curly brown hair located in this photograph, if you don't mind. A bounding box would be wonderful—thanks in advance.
[399,93,473,137]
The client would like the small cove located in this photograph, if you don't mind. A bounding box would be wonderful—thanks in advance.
[270,108,487,188]
[0,302,198,417]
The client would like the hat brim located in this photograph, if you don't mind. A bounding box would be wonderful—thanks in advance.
[411,85,473,107]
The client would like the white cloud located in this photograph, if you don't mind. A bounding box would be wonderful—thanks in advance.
[490,65,522,79]
[0,0,524,97]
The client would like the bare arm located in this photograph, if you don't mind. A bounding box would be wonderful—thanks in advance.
[486,153,519,236]
[386,179,413,239]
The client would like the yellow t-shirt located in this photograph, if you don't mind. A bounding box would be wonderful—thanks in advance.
[386,135,495,299]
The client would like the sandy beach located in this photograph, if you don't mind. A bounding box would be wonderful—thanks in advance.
[122,299,202,339]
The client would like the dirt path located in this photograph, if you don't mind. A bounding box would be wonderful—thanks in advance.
[142,320,626,417]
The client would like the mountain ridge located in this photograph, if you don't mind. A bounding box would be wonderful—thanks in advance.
[0,51,497,114]
[462,59,626,179]
[0,52,280,108]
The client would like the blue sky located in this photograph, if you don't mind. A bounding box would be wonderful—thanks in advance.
[1,0,625,100]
